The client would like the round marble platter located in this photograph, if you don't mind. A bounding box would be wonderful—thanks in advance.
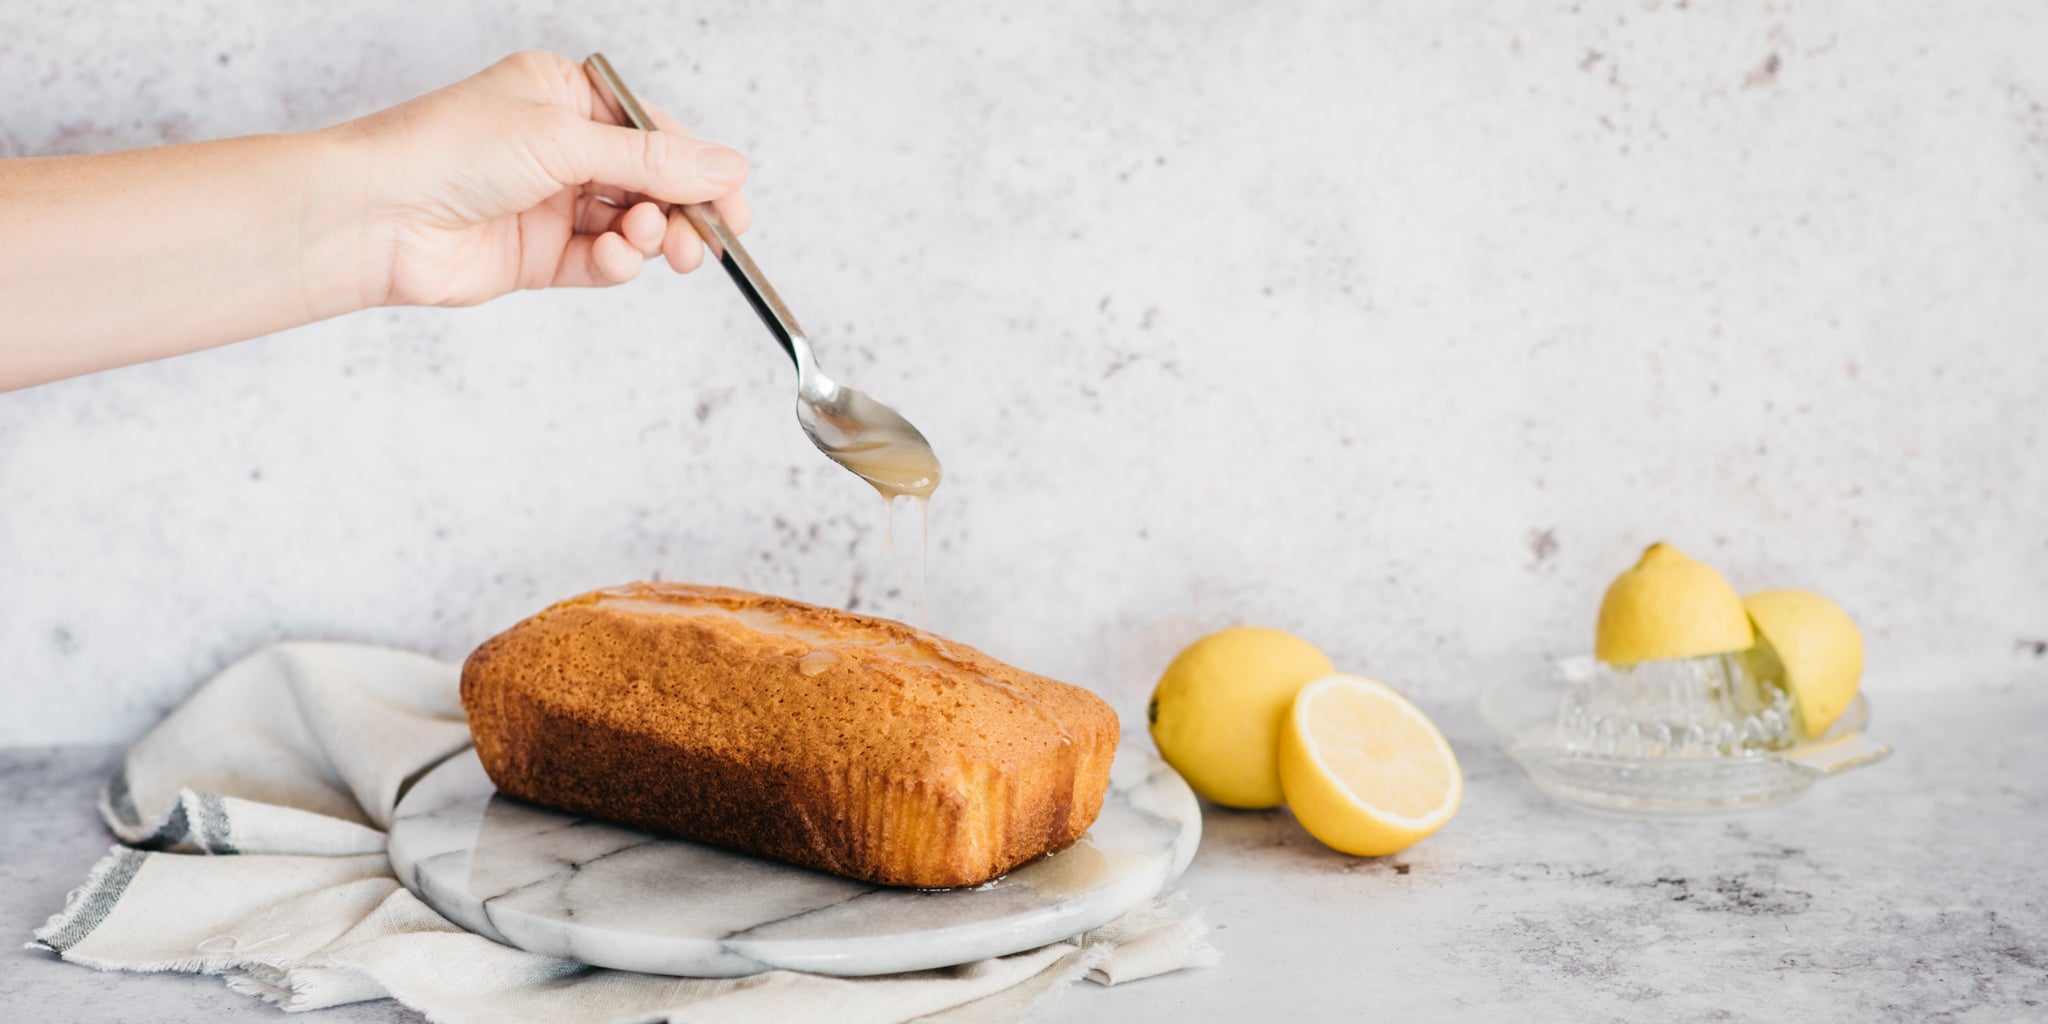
[387,737,1201,977]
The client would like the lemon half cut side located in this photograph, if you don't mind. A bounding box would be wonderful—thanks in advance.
[1278,673,1463,857]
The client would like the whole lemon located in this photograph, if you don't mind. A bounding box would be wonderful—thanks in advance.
[1743,589,1865,738]
[1595,542,1754,666]
[1148,627,1334,808]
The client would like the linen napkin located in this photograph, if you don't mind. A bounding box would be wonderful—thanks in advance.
[29,643,1215,1023]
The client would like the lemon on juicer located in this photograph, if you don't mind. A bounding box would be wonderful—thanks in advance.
[1742,589,1865,738]
[1594,542,1754,665]
[1149,626,1335,808]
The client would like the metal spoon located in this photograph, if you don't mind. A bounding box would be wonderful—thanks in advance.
[584,53,942,499]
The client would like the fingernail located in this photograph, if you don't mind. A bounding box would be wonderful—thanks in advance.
[695,145,748,185]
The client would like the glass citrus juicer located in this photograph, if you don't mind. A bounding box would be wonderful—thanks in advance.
[1482,546,1892,816]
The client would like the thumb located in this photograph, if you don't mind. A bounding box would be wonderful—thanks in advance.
[567,120,748,205]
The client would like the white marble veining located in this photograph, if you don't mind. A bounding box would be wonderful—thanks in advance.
[3,2,2047,744]
[386,743,1199,977]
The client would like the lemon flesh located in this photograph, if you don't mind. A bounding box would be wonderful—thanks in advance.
[1595,543,1755,666]
[1148,627,1335,808]
[1278,674,1462,857]
[1742,589,1864,738]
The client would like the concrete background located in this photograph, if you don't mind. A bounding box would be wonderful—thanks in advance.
[3,0,2045,744]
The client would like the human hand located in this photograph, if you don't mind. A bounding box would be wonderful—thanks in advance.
[330,50,751,308]
[0,49,751,390]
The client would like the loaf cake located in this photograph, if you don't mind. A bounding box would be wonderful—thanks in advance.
[461,583,1120,888]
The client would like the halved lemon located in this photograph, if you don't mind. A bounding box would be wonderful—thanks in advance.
[1278,674,1462,856]
[1743,589,1865,738]
[1595,542,1754,666]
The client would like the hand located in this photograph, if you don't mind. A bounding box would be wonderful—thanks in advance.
[0,50,751,390]
[333,50,753,308]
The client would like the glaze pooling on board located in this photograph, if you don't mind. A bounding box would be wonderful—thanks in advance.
[387,739,1200,977]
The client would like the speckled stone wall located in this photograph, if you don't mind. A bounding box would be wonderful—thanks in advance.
[3,0,2045,743]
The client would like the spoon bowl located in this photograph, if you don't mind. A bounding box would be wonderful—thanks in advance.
[794,364,942,499]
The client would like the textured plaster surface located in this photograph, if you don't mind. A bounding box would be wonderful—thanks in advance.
[0,7,2044,736]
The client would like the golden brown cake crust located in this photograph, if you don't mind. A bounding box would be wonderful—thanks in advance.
[461,582,1120,888]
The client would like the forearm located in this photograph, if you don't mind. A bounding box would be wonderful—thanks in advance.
[0,129,372,391]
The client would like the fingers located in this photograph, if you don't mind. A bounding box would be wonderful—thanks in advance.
[547,197,703,287]
[545,87,750,285]
[592,231,643,283]
[639,103,750,235]
[663,209,705,274]
[710,190,751,235]
[618,201,667,257]
[550,230,644,288]
[568,117,748,207]
[580,186,744,276]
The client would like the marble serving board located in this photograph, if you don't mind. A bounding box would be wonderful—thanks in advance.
[387,738,1200,977]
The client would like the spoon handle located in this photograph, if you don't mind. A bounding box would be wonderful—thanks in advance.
[583,53,806,366]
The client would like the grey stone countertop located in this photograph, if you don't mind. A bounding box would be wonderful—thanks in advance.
[5,687,2044,1023]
